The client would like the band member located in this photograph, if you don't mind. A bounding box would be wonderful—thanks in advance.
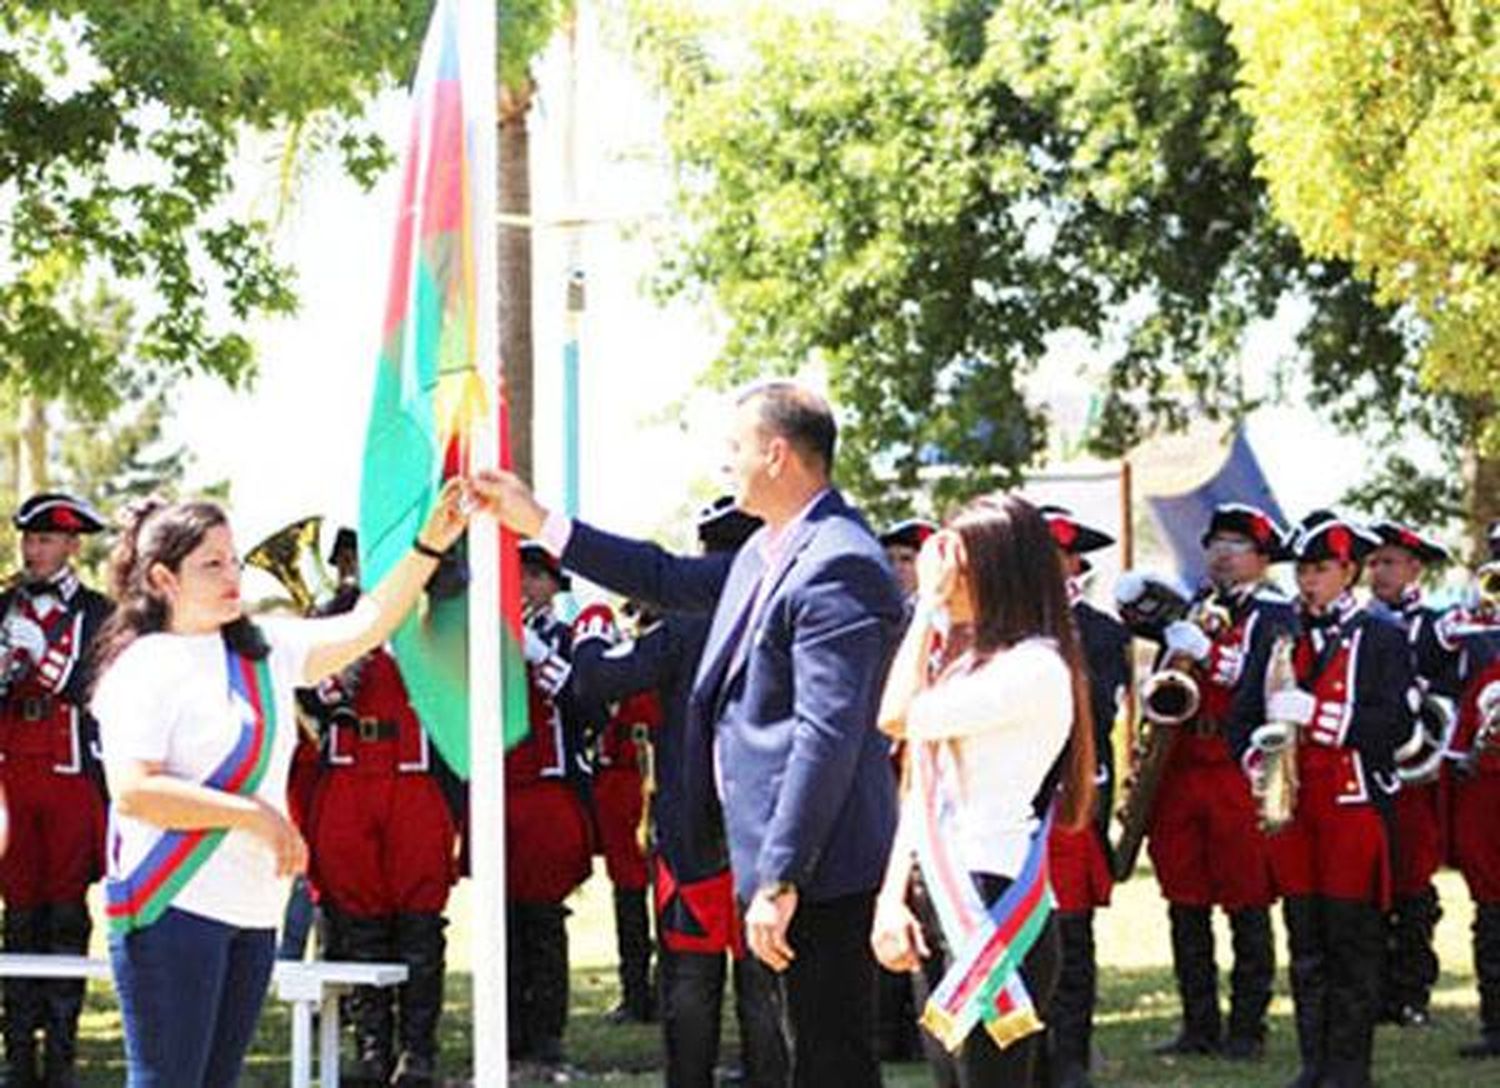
[1437,569,1500,1059]
[876,513,938,1063]
[879,518,938,602]
[1040,506,1130,1088]
[0,492,111,1088]
[1366,519,1454,1027]
[301,533,460,1087]
[507,542,594,1068]
[1142,503,1292,1060]
[1253,512,1408,1087]
[572,601,657,1025]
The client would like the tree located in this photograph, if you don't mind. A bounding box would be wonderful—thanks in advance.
[630,0,1421,523]
[1217,0,1500,438]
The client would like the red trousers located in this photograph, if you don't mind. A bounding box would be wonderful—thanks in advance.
[594,766,648,891]
[1269,751,1390,907]
[0,758,105,907]
[309,766,457,917]
[1451,769,1500,902]
[506,779,593,904]
[1148,741,1274,909]
[1048,824,1113,912]
[1391,778,1444,898]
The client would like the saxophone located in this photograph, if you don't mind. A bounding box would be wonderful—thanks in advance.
[1110,593,1232,881]
[1249,633,1299,833]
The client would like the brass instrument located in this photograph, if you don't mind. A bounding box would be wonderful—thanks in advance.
[1110,592,1231,881]
[1249,633,1299,833]
[1459,680,1500,776]
[244,516,336,616]
[1396,692,1457,786]
[1478,562,1500,616]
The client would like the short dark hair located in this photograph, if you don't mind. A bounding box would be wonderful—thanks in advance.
[737,379,836,474]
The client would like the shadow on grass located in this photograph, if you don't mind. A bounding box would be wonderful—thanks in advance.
[66,961,1491,1087]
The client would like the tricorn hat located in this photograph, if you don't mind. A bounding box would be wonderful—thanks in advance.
[1366,519,1450,566]
[696,496,762,554]
[519,540,571,591]
[878,517,938,552]
[1200,502,1287,557]
[1288,511,1382,564]
[14,493,106,535]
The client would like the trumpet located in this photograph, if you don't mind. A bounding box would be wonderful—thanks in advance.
[1250,633,1299,833]
[1138,597,1231,727]
[1478,562,1500,614]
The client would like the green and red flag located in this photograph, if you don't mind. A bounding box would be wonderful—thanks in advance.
[358,0,527,776]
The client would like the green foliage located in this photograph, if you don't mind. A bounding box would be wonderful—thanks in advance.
[1219,0,1500,445]
[630,0,1412,521]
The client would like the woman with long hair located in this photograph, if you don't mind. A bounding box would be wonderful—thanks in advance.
[871,492,1097,1086]
[88,485,469,1086]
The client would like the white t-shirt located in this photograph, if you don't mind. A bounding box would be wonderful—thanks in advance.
[905,637,1073,879]
[92,620,312,930]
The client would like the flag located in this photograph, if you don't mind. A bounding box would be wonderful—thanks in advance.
[358,0,527,776]
[1144,426,1286,590]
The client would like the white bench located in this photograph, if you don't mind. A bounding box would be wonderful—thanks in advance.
[0,953,408,1088]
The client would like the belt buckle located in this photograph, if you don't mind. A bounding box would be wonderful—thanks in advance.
[357,717,382,743]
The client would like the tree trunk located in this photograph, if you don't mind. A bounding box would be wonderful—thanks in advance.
[499,80,535,485]
[1466,445,1500,564]
[16,394,48,497]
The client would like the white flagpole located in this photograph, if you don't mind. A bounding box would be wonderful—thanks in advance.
[463,0,506,1082]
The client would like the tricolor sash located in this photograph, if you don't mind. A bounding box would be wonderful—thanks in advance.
[105,646,278,934]
[911,739,1055,1052]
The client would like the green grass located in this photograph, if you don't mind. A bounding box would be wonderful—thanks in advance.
[62,866,1491,1085]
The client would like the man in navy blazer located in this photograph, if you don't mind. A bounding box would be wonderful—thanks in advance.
[474,381,902,1086]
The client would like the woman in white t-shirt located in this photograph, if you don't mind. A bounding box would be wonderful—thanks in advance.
[871,493,1098,1087]
[89,485,469,1087]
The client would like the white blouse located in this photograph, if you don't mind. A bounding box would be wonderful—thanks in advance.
[92,621,312,929]
[905,636,1073,879]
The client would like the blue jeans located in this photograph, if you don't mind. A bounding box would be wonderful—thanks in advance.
[109,907,277,1087]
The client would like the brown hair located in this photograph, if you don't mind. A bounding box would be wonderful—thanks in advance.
[91,497,266,687]
[946,492,1098,831]
[736,379,837,474]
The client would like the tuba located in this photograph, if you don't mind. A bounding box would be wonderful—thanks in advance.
[1110,582,1230,881]
[1458,680,1500,776]
[244,516,337,616]
[1249,633,1299,833]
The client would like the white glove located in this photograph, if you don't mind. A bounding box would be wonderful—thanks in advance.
[523,626,553,665]
[1209,644,1245,687]
[1113,571,1149,609]
[2,615,46,663]
[1163,620,1211,664]
[1266,689,1316,727]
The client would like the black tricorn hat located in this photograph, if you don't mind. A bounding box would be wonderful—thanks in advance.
[328,526,358,565]
[1366,519,1450,566]
[519,540,571,591]
[14,492,106,535]
[878,517,938,551]
[1288,512,1382,564]
[1200,502,1287,557]
[1039,505,1114,555]
[696,496,762,554]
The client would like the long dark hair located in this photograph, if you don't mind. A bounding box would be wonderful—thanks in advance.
[946,492,1098,831]
[91,497,267,688]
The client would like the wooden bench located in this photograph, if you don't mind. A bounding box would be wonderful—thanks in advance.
[0,953,408,1088]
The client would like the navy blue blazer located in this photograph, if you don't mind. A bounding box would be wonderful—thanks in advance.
[563,490,903,903]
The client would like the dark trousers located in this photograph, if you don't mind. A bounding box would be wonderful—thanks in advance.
[912,873,1062,1088]
[659,946,788,1088]
[755,890,880,1088]
[108,907,277,1087]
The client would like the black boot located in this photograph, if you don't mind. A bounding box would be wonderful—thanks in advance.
[1152,904,1220,1055]
[3,909,44,1088]
[1460,901,1500,1059]
[1046,911,1096,1086]
[391,913,446,1086]
[1223,907,1272,1060]
[1282,896,1327,1088]
[1384,886,1440,1027]
[328,908,397,1086]
[1323,899,1382,1088]
[520,903,570,1066]
[607,888,655,1024]
[40,902,90,1088]
[505,904,532,1062]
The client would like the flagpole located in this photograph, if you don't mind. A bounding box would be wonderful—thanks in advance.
[466,0,507,1081]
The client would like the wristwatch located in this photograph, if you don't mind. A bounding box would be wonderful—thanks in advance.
[756,880,796,902]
